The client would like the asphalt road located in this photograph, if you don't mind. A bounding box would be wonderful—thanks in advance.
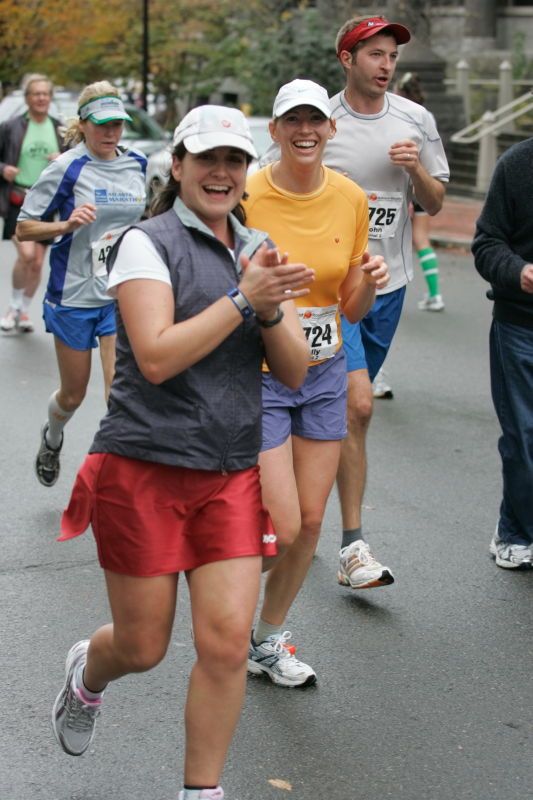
[0,239,531,800]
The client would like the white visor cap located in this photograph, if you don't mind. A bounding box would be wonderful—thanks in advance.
[272,79,331,119]
[173,105,258,159]
[78,95,132,125]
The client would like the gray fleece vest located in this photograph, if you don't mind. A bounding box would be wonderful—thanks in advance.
[90,199,269,472]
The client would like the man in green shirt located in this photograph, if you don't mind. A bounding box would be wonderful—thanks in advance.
[0,74,64,332]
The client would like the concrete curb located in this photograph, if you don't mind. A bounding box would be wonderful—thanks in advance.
[431,233,473,250]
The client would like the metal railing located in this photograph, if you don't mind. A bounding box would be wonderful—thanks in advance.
[448,59,533,192]
[451,92,533,145]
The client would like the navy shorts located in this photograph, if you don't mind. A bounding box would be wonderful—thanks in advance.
[261,349,347,451]
[342,286,406,382]
[43,300,116,350]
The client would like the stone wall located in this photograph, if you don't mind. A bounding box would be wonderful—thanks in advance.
[429,5,533,64]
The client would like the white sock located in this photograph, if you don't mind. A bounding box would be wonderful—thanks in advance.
[21,294,33,313]
[254,619,282,644]
[72,663,104,702]
[10,288,23,310]
[46,391,75,448]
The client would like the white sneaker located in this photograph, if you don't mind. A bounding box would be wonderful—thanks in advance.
[178,789,224,799]
[372,368,393,399]
[0,306,20,331]
[52,640,102,756]
[418,294,445,312]
[17,312,34,332]
[338,540,394,589]
[489,530,533,570]
[248,631,316,687]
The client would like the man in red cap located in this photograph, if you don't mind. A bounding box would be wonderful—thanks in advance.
[326,16,450,591]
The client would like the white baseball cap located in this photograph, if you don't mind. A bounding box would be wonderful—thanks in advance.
[78,95,132,125]
[173,105,258,159]
[272,79,331,119]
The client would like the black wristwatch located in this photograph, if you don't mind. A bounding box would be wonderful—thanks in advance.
[256,307,284,328]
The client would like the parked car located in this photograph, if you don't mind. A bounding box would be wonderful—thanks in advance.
[0,90,170,157]
[0,89,76,124]
[145,115,271,203]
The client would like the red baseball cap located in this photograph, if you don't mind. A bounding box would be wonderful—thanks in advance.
[337,16,411,57]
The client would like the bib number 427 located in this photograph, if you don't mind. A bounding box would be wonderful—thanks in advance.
[91,226,127,277]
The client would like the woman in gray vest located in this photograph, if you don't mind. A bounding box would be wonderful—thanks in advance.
[50,105,314,800]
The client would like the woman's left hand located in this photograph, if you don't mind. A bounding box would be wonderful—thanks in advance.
[239,243,314,318]
[361,252,390,290]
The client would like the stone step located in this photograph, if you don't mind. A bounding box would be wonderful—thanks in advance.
[446,128,533,197]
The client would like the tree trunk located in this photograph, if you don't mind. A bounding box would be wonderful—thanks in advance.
[386,0,430,41]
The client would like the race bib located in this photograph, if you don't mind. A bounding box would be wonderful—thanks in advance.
[298,304,338,361]
[367,191,402,240]
[91,226,127,277]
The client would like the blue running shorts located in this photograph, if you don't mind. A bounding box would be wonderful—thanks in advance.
[43,300,116,350]
[261,349,347,451]
[341,286,406,382]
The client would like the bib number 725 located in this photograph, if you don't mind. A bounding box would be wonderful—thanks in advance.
[369,206,396,226]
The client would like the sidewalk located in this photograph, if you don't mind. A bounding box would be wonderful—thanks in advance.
[429,194,483,250]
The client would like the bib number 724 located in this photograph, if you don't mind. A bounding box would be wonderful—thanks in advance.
[297,304,338,361]
[303,323,333,348]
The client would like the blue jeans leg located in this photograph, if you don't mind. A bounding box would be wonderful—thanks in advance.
[490,320,533,546]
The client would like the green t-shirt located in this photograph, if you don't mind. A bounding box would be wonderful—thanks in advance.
[15,117,58,188]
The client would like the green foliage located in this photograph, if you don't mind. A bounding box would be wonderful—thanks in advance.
[240,5,343,115]
[0,0,346,122]
[0,0,140,89]
[147,0,251,125]
[510,31,532,82]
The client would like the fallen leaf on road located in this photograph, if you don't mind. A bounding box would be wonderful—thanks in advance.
[268,778,293,791]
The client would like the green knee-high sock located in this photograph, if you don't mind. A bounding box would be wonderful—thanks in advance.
[418,247,440,297]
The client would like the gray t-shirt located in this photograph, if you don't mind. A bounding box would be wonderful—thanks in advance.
[325,91,449,292]
[19,142,147,307]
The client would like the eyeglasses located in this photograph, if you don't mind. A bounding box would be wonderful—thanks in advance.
[28,92,51,98]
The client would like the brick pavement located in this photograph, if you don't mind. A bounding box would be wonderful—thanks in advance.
[429,194,484,250]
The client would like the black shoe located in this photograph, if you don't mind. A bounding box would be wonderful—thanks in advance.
[35,423,63,487]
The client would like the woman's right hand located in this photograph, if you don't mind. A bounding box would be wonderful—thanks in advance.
[64,203,97,233]
[239,243,314,319]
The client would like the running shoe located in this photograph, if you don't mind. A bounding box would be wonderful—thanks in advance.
[17,312,34,332]
[372,368,394,399]
[489,530,533,570]
[417,294,445,312]
[0,306,20,331]
[178,789,224,799]
[248,631,316,687]
[52,640,102,756]
[35,423,63,487]
[338,540,395,589]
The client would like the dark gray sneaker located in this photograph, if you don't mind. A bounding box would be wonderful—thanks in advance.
[52,640,102,756]
[35,423,63,487]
